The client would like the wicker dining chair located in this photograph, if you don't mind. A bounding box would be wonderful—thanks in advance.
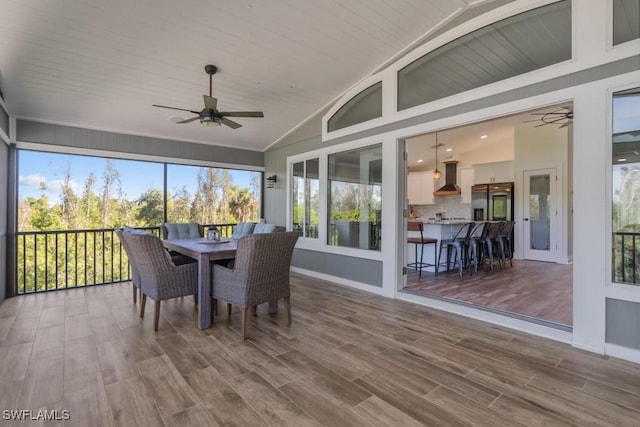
[212,231,299,340]
[115,228,142,304]
[121,232,198,331]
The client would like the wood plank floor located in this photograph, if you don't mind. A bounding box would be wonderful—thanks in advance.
[1,272,637,426]
[405,260,573,326]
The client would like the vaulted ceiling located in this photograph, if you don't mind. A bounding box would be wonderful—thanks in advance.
[0,0,499,152]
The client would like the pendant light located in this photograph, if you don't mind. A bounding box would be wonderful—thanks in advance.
[433,133,441,181]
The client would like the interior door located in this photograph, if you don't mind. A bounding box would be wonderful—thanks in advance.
[523,168,557,262]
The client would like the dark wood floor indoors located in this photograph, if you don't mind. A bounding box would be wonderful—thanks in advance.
[405,259,573,326]
[1,272,638,426]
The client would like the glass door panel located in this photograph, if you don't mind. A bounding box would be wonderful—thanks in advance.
[523,168,557,262]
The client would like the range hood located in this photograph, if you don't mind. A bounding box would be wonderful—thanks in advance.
[433,160,461,195]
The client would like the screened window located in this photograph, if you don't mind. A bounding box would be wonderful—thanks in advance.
[167,165,261,226]
[613,0,640,45]
[612,87,640,285]
[327,82,382,132]
[398,1,571,110]
[17,151,164,230]
[292,158,319,238]
[328,144,382,250]
[17,151,263,231]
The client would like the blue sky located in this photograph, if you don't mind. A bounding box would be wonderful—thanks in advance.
[19,151,259,204]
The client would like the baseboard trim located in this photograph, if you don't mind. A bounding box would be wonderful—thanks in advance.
[605,343,640,364]
[290,267,386,296]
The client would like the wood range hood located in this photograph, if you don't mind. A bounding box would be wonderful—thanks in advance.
[433,160,461,196]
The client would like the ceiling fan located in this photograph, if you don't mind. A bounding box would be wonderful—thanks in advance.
[152,64,264,129]
[526,106,573,128]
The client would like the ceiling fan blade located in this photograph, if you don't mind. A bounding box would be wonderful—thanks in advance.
[152,104,199,114]
[203,95,218,111]
[220,111,264,118]
[221,117,242,129]
[177,116,200,124]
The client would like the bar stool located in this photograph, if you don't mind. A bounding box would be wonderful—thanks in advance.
[407,221,438,277]
[436,222,474,279]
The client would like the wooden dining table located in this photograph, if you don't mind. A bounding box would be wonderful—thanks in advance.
[163,238,237,329]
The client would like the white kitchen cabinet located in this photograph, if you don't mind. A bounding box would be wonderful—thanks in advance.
[460,167,474,203]
[407,172,435,205]
[473,160,514,184]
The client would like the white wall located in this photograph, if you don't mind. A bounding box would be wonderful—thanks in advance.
[514,121,570,263]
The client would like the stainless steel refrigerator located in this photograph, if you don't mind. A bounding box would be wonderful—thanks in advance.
[471,182,514,221]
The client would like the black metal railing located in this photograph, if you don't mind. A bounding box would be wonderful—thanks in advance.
[16,223,239,294]
[612,231,640,285]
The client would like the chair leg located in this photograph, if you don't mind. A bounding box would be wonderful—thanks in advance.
[140,294,147,318]
[284,297,291,325]
[436,244,444,275]
[241,307,249,340]
[154,301,161,332]
[132,284,137,304]
[487,241,495,271]
[227,303,232,318]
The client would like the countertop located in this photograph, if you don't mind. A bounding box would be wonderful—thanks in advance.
[412,218,470,225]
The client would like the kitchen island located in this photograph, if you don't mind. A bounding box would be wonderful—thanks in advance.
[407,220,470,273]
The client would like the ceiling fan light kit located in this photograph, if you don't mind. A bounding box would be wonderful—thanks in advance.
[152,64,263,129]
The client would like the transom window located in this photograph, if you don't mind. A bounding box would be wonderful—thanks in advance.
[397,1,571,111]
[613,0,640,45]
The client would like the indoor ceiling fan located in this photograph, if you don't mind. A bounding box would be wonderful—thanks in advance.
[526,106,573,128]
[152,64,264,129]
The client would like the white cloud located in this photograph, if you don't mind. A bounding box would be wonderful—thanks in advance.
[19,174,82,195]
[19,174,47,188]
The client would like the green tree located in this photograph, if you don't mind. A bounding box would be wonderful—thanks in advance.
[100,160,121,228]
[229,187,257,222]
[27,196,62,230]
[81,172,99,227]
[59,164,80,229]
[168,186,192,223]
[136,189,164,226]
[220,169,231,223]
[191,168,221,224]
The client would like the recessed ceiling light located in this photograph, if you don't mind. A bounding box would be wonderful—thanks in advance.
[446,148,453,152]
[417,159,423,163]
[480,134,488,139]
[618,158,627,162]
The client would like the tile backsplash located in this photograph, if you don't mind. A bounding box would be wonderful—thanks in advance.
[410,195,471,220]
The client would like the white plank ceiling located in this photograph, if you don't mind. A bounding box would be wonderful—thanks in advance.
[0,0,483,152]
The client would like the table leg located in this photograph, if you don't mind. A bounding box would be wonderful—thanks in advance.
[197,254,211,329]
[268,300,278,314]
